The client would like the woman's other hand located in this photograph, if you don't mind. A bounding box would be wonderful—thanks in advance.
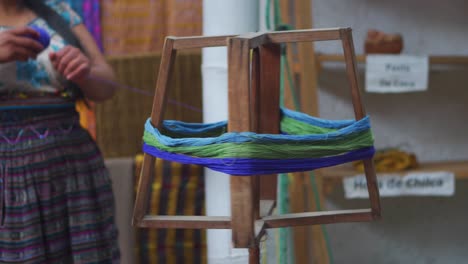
[65,24,116,102]
[49,45,91,83]
[0,27,44,63]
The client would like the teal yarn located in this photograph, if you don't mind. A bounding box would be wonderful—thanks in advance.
[143,108,374,160]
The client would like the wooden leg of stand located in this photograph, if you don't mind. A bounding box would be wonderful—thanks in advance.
[249,245,260,264]
[229,38,256,248]
[257,44,281,201]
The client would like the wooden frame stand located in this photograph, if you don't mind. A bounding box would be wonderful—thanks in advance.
[133,28,381,263]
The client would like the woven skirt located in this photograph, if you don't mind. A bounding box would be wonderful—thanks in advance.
[0,105,120,263]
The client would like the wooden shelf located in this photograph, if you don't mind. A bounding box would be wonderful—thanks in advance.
[320,160,468,180]
[318,160,468,195]
[317,54,468,65]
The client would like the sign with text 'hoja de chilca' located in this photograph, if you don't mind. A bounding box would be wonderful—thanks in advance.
[343,172,455,199]
[365,55,429,93]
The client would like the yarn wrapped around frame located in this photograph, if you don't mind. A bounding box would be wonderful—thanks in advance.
[143,108,375,175]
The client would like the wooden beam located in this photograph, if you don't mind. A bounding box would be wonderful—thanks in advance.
[133,38,177,226]
[171,35,234,49]
[258,44,281,200]
[255,220,266,243]
[263,209,374,228]
[251,49,262,234]
[249,246,260,264]
[341,29,381,218]
[238,32,269,49]
[150,38,177,127]
[228,37,257,248]
[340,28,366,120]
[260,200,277,218]
[132,154,155,226]
[255,200,277,243]
[267,28,342,43]
[139,216,231,229]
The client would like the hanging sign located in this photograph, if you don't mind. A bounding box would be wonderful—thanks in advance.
[365,55,429,93]
[343,171,455,199]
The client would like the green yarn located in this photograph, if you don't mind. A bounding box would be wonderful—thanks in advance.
[280,116,336,135]
[143,129,373,159]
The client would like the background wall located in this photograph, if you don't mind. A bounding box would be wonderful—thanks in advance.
[314,0,468,263]
[101,0,202,55]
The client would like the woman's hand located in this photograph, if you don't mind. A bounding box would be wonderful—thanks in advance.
[49,45,91,84]
[0,27,44,63]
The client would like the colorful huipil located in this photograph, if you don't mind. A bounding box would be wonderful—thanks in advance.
[0,1,119,263]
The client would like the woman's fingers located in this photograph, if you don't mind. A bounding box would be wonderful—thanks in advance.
[50,46,90,81]
[66,64,89,81]
[0,27,45,62]
[12,46,37,61]
[57,48,78,73]
[63,56,83,77]
[10,35,44,53]
[9,27,40,38]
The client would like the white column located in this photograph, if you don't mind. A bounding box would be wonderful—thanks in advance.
[202,0,259,263]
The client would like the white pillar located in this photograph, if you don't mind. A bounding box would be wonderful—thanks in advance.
[202,1,259,263]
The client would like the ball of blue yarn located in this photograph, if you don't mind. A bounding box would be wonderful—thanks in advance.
[29,26,51,49]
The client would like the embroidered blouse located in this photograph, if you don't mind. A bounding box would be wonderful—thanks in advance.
[0,1,82,101]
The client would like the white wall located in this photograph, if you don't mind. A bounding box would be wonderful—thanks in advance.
[106,158,136,264]
[314,0,468,263]
[314,0,468,162]
[202,1,259,263]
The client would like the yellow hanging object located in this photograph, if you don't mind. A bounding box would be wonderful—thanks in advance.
[353,149,418,172]
[75,100,96,140]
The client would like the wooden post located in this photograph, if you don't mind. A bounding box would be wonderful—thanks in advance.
[249,246,260,264]
[133,38,177,226]
[257,44,281,200]
[228,37,257,248]
[341,28,381,218]
[249,42,281,263]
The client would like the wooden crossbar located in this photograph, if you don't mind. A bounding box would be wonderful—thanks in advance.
[140,216,231,229]
[267,27,343,43]
[262,209,375,228]
[171,35,236,50]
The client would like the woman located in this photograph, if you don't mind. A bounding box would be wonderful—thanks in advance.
[0,0,120,263]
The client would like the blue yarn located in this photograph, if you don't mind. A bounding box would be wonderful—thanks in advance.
[145,108,371,148]
[162,108,356,133]
[29,26,51,49]
[162,119,227,135]
[143,144,375,175]
[281,108,356,129]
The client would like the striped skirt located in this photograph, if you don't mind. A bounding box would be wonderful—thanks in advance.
[0,106,120,263]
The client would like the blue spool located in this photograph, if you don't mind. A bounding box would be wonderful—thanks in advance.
[29,26,51,49]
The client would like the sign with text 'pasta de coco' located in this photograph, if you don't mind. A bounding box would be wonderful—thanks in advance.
[365,55,429,93]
